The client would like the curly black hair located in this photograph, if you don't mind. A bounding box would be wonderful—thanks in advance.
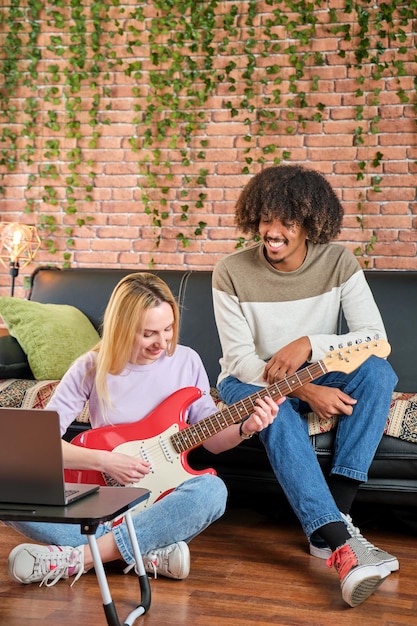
[235,165,344,244]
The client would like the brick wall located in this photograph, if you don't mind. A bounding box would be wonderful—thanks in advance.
[0,1,416,296]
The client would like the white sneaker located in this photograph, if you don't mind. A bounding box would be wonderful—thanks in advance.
[143,541,190,579]
[309,512,399,572]
[8,543,84,587]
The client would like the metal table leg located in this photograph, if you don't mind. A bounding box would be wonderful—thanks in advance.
[86,511,151,626]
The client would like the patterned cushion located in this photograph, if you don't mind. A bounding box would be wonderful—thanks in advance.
[307,391,417,444]
[385,392,417,444]
[0,379,90,423]
[0,379,59,409]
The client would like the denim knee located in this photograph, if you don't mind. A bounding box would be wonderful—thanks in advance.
[197,473,228,519]
[355,354,398,388]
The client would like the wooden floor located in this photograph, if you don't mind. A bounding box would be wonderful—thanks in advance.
[1,503,416,626]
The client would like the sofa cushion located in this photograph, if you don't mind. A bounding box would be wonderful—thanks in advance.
[0,379,59,409]
[0,378,91,423]
[0,297,100,379]
[307,392,417,444]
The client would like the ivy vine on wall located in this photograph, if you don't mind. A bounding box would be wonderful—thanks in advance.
[1,0,416,267]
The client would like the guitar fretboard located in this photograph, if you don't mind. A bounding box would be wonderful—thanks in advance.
[171,360,327,453]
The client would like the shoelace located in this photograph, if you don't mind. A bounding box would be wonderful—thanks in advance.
[145,555,158,579]
[124,546,175,579]
[123,562,139,576]
[124,555,158,578]
[327,543,357,579]
[35,549,84,588]
[41,565,84,588]
[143,547,172,579]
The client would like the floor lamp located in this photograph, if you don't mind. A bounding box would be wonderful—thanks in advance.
[0,223,41,296]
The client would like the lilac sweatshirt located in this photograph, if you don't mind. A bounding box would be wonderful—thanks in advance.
[47,345,217,437]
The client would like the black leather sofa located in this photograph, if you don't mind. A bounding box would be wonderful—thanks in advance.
[1,266,417,514]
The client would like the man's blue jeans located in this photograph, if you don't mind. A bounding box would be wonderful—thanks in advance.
[218,356,397,539]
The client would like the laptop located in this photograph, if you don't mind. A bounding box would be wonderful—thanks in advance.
[0,407,99,506]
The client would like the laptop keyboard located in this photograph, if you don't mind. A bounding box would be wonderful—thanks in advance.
[65,488,78,498]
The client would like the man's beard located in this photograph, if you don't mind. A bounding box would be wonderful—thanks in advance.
[263,238,287,266]
[264,253,284,266]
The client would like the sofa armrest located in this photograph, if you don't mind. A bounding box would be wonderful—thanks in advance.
[0,335,33,379]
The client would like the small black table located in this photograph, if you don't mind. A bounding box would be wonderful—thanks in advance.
[0,486,151,626]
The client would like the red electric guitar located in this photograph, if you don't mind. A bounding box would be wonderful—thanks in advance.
[65,338,390,511]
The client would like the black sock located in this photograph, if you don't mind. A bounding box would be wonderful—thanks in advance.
[317,521,350,552]
[327,475,360,515]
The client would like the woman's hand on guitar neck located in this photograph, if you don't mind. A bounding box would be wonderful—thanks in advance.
[242,395,286,436]
[204,395,285,455]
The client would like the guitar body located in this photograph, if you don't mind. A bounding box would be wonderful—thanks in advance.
[65,386,216,510]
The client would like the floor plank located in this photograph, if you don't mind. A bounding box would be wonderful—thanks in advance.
[1,505,416,625]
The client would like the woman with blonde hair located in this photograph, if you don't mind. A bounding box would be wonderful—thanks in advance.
[6,272,280,587]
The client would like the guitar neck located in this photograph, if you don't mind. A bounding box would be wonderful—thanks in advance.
[171,359,327,453]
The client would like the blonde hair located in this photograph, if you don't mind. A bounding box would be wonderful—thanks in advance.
[93,272,179,418]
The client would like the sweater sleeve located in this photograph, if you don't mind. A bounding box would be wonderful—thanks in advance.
[308,270,387,362]
[47,353,96,437]
[212,262,267,386]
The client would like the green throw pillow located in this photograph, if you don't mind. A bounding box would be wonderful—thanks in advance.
[0,297,100,380]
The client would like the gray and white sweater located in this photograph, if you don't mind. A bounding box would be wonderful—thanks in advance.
[212,241,386,387]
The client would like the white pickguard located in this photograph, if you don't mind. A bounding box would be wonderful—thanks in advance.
[108,423,194,512]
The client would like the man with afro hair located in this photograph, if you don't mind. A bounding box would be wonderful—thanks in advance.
[212,164,398,608]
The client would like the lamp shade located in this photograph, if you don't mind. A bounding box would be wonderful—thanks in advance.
[0,223,41,269]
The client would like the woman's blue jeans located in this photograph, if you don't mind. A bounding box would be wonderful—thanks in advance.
[6,473,227,567]
[218,356,397,539]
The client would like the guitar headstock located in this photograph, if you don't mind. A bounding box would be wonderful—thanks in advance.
[322,337,391,374]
